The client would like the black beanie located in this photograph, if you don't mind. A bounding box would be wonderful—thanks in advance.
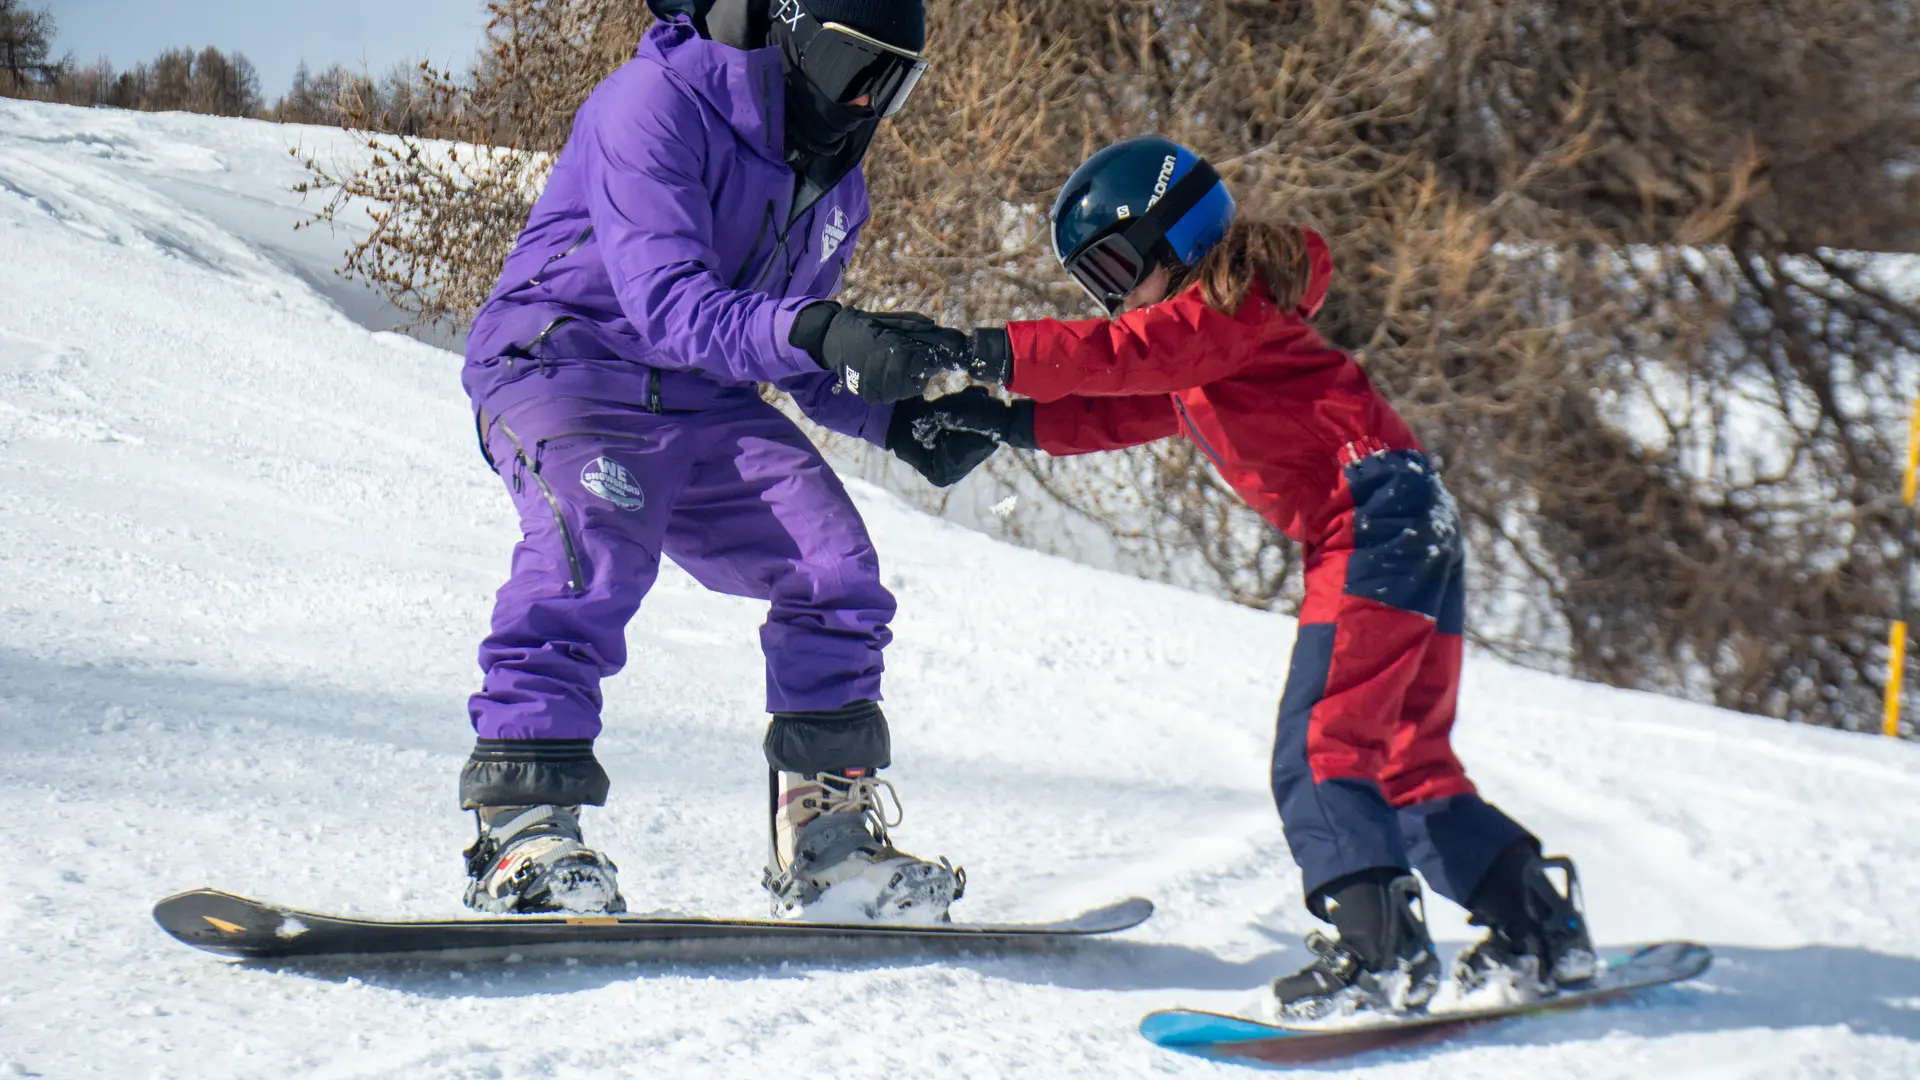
[799,0,926,52]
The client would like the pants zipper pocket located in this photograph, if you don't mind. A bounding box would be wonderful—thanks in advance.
[497,419,586,595]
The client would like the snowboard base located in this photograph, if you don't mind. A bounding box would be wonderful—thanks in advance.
[154,888,1152,962]
[1141,941,1713,1067]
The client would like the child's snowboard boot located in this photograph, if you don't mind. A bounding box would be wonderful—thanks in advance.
[762,769,964,923]
[1453,841,1597,999]
[462,804,625,914]
[1269,870,1442,1022]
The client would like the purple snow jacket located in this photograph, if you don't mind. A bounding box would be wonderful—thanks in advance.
[462,15,889,445]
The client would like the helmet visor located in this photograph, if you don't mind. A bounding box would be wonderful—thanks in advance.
[779,5,930,119]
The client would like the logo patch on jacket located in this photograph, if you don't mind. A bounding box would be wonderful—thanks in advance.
[820,207,849,262]
[581,457,645,511]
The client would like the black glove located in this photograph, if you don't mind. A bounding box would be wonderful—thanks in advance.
[791,302,969,403]
[886,388,1017,487]
[889,385,1037,451]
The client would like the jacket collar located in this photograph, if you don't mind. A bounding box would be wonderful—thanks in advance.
[639,15,787,162]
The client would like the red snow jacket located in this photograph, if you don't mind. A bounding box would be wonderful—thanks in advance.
[1006,231,1418,545]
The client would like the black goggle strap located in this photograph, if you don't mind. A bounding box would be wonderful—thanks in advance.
[1123,158,1221,269]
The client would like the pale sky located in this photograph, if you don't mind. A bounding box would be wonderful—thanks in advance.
[43,0,490,100]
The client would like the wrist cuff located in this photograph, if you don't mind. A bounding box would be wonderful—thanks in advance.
[789,301,841,365]
[967,327,1012,384]
[1006,400,1039,450]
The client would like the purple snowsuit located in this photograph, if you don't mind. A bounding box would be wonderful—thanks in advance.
[459,16,896,808]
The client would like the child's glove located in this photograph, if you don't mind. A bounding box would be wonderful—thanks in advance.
[886,388,1028,486]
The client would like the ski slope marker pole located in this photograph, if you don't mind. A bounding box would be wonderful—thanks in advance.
[1886,394,1920,738]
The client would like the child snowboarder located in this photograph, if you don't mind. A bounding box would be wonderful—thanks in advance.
[828,136,1599,1016]
[456,0,995,922]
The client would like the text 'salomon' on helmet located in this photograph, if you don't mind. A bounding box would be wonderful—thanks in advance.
[769,0,929,119]
[1049,136,1237,315]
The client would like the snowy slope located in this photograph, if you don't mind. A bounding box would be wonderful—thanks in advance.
[2,100,1918,1079]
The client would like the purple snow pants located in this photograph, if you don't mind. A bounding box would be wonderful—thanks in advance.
[470,392,896,744]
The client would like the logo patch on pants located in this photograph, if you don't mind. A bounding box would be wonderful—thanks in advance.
[581,457,645,510]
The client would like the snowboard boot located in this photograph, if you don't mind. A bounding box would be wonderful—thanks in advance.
[762,768,964,923]
[462,804,626,914]
[1270,870,1442,1022]
[1453,841,1597,998]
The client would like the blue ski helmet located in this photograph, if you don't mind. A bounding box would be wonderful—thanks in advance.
[1048,136,1236,314]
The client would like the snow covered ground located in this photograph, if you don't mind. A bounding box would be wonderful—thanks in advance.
[3,100,1918,1079]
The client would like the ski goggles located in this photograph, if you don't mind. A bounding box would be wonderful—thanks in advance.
[773,0,929,119]
[1063,232,1156,316]
[1059,160,1222,315]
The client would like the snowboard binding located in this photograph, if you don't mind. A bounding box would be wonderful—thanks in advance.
[1270,871,1441,1022]
[462,804,626,915]
[1455,848,1597,998]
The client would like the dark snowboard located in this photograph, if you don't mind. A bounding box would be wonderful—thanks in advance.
[154,888,1152,962]
[1141,941,1713,1067]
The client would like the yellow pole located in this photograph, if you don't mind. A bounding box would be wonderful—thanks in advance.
[1888,623,1909,737]
[1906,395,1920,506]
[1887,395,1920,737]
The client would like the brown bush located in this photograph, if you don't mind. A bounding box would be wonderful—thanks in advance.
[293,0,653,328]
[303,0,1920,734]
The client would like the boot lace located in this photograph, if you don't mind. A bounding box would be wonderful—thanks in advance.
[803,773,905,845]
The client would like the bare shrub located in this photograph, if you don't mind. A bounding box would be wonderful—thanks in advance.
[291,0,654,330]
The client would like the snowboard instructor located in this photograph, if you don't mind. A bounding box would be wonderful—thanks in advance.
[455,0,987,920]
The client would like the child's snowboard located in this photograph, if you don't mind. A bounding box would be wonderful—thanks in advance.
[153,887,1152,962]
[1140,941,1712,1067]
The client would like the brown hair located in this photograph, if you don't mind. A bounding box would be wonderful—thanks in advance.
[1170,219,1314,315]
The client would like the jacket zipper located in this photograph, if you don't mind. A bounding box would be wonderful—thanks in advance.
[497,419,586,595]
[750,228,791,293]
[728,198,804,296]
[503,315,577,373]
[528,226,594,287]
[1172,397,1230,473]
[521,315,574,351]
[728,203,777,289]
[532,429,653,445]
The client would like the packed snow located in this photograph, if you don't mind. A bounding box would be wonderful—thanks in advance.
[2,100,1918,1079]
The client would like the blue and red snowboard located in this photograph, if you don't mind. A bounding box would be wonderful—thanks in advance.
[1141,942,1713,1067]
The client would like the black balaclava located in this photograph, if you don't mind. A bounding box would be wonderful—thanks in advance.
[773,0,925,189]
[781,58,876,163]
